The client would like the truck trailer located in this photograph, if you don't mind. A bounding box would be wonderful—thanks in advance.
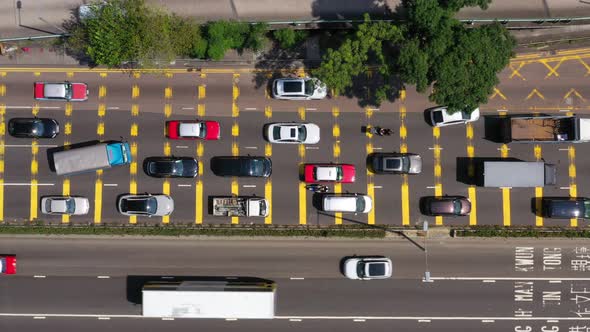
[211,196,269,217]
[476,161,557,187]
[490,114,590,143]
[142,280,276,319]
[53,141,131,175]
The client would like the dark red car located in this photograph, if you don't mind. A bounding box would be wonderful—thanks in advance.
[0,255,16,274]
[34,81,89,101]
[303,163,355,183]
[166,120,220,140]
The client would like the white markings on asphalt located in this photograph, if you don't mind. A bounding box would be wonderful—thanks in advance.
[243,185,257,188]
[98,317,111,320]
[372,147,382,150]
[176,146,188,149]
[1,144,58,148]
[549,280,562,284]
[97,276,110,279]
[182,107,195,110]
[33,275,46,278]
[103,184,118,187]
[7,106,60,109]
[560,186,570,190]
[366,108,380,111]
[547,320,559,323]
[482,280,496,283]
[289,318,302,322]
[162,317,175,321]
[225,318,238,321]
[2,183,54,186]
[418,319,431,323]
[559,109,571,112]
[306,108,317,111]
[559,148,570,151]
[244,146,258,150]
[290,277,305,280]
[499,187,512,189]
[161,276,174,279]
[33,316,46,320]
[497,109,508,112]
[177,184,192,188]
[244,107,257,111]
[430,276,590,281]
[426,186,437,189]
[306,147,319,150]
[373,186,383,189]
[106,107,120,110]
[353,319,366,322]
[428,147,443,150]
[497,147,510,151]
[482,319,495,323]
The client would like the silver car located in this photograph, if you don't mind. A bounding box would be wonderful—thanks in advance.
[117,194,174,217]
[343,256,393,280]
[272,77,327,100]
[41,196,89,215]
[264,122,320,144]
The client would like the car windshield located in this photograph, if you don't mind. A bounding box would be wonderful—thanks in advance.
[272,127,282,140]
[304,80,315,96]
[584,201,590,218]
[64,199,75,214]
[356,197,365,212]
[259,200,267,216]
[367,262,386,277]
[198,122,207,137]
[432,111,444,123]
[297,126,307,141]
[124,197,156,214]
[242,159,265,176]
[357,262,366,278]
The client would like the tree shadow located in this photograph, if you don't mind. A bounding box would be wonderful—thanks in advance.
[311,0,392,20]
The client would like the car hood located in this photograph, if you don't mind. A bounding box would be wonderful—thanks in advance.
[154,195,174,216]
[361,196,373,213]
[303,124,320,144]
[407,155,422,174]
[309,80,328,99]
[343,258,360,279]
[205,121,220,140]
[73,197,90,214]
[70,83,88,100]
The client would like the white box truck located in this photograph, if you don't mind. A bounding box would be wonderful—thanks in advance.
[477,161,557,187]
[53,141,131,176]
[142,280,276,319]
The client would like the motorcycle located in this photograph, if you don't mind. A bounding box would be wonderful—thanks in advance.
[368,126,393,136]
[305,184,329,193]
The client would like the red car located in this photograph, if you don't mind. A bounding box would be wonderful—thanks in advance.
[0,255,16,274]
[34,81,89,101]
[166,120,220,140]
[304,163,355,183]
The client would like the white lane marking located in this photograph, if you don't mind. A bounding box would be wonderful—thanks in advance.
[289,318,302,322]
[431,277,590,281]
[306,108,317,111]
[497,147,510,151]
[559,109,571,112]
[353,319,366,322]
[418,319,431,323]
[97,276,110,279]
[98,317,110,320]
[182,107,195,110]
[549,280,562,284]
[306,147,319,150]
[482,319,495,323]
[7,106,60,109]
[497,109,508,112]
[290,277,305,280]
[33,275,46,278]
[162,317,175,321]
[33,316,46,319]
[482,280,496,283]
[244,107,257,111]
[560,186,570,190]
[2,183,54,186]
[366,108,380,111]
[373,186,383,189]
[161,276,174,279]
[244,146,258,149]
[1,144,58,148]
[106,107,119,110]
[175,146,188,149]
[243,185,256,188]
[547,320,559,323]
[499,187,512,189]
[426,186,437,189]
[372,147,383,150]
[177,184,192,187]
[428,147,443,150]
[225,318,238,321]
[559,148,570,151]
[103,184,118,187]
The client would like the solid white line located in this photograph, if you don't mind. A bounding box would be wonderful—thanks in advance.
[243,185,256,188]
[560,187,570,190]
[106,107,119,110]
[175,146,188,149]
[244,146,258,149]
[7,106,60,109]
[103,184,118,187]
[244,108,257,111]
[306,147,319,150]
[177,184,192,187]
[97,276,110,279]
[33,316,46,320]
[290,277,305,280]
[1,144,58,148]
[33,275,46,278]
[181,107,195,110]
[289,318,302,322]
[428,147,443,150]
[373,186,383,189]
[549,280,562,283]
[2,183,54,186]
[482,280,496,283]
[431,277,590,281]
[98,317,110,320]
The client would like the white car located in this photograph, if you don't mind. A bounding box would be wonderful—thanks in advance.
[272,78,327,100]
[265,122,320,144]
[425,106,480,127]
[41,196,90,215]
[117,194,174,217]
[343,256,393,280]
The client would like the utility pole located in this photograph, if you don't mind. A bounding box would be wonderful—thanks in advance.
[423,221,432,283]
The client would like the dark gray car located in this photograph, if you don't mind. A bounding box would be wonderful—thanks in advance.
[541,197,590,219]
[143,156,199,178]
[369,152,422,174]
[419,196,471,216]
[210,156,272,177]
[8,117,59,138]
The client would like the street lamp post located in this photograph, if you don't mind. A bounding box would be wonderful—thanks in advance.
[423,221,432,283]
[16,1,22,26]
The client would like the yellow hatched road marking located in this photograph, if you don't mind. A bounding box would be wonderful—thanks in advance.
[298,107,305,121]
[197,142,204,158]
[129,180,137,224]
[500,144,509,158]
[195,180,203,224]
[197,161,204,176]
[265,106,272,118]
[401,178,410,226]
[64,103,72,116]
[0,123,4,136]
[99,85,106,98]
[232,123,239,137]
[466,124,473,139]
[526,88,545,100]
[232,142,239,156]
[299,182,306,225]
[164,142,171,156]
[34,72,40,76]
[535,187,543,227]
[130,123,138,137]
[502,188,511,226]
[265,143,272,157]
[233,84,239,100]
[332,106,339,117]
[29,179,38,221]
[334,183,342,225]
[130,161,137,175]
[332,124,340,137]
[62,179,71,224]
[400,89,406,101]
[0,84,5,96]
[298,144,306,159]
[132,85,139,99]
[98,103,106,117]
[100,72,107,78]
[570,184,578,227]
[165,87,172,99]
[468,186,477,226]
[232,102,239,117]
[467,145,474,158]
[534,145,542,160]
[198,104,205,117]
[491,87,508,99]
[367,182,375,225]
[198,85,206,99]
[400,143,407,154]
[432,127,440,139]
[333,142,340,159]
[131,104,139,116]
[133,72,140,79]
[366,143,373,155]
[165,72,173,78]
[164,104,172,118]
[434,184,443,226]
[32,103,39,116]
[94,177,102,223]
[162,181,170,224]
[265,180,272,224]
[399,124,407,139]
[231,180,239,224]
[564,88,586,102]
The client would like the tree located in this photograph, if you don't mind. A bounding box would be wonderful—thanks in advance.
[273,28,308,49]
[313,14,403,101]
[204,21,268,60]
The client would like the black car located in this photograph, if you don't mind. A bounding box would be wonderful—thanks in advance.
[541,197,590,219]
[143,156,199,178]
[8,117,59,138]
[369,152,422,174]
[210,156,272,177]
[419,196,471,216]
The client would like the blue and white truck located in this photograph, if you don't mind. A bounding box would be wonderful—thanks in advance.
[53,141,131,175]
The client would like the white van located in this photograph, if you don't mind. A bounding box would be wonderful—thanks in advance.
[320,194,372,213]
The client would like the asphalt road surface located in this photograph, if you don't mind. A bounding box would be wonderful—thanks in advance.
[2,49,590,227]
[0,237,589,331]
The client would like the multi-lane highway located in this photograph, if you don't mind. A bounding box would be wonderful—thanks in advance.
[0,236,589,331]
[2,49,590,227]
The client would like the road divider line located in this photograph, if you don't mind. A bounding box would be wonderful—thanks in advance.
[334,183,342,225]
[2,182,54,186]
[367,183,375,225]
[33,275,46,278]
[94,176,102,223]
[264,180,272,224]
[1,144,58,148]
[29,179,38,221]
[299,182,306,225]
[33,316,46,320]
[98,317,110,320]
[177,184,191,187]
[97,276,110,279]
[290,277,305,280]
[162,180,170,224]
[430,277,590,281]
[502,188,511,226]
[482,280,496,283]
[482,319,495,323]
[549,280,562,283]
[195,180,203,224]
[401,179,410,226]
[289,318,302,322]
[231,179,239,225]
[468,186,477,226]
[62,179,70,224]
[535,187,543,227]
[353,319,366,322]
[103,183,118,187]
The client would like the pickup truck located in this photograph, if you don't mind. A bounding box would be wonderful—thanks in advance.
[211,196,269,217]
[487,114,590,143]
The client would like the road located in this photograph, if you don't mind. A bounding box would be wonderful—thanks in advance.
[1,0,589,39]
[2,49,590,227]
[0,236,589,331]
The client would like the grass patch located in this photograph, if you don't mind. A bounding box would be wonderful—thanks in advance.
[452,226,590,238]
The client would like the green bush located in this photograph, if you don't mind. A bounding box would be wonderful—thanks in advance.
[204,20,268,60]
[273,28,308,49]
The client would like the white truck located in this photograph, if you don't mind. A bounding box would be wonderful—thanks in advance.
[476,161,557,187]
[211,196,269,217]
[142,280,276,319]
